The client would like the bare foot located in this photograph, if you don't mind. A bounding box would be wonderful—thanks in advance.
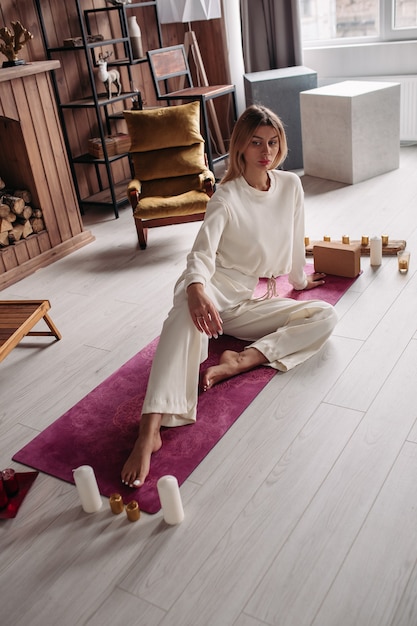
[201,348,267,391]
[121,413,162,487]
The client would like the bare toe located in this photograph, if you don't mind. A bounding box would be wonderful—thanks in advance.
[121,414,163,486]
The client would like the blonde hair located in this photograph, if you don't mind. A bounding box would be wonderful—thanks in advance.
[221,104,288,184]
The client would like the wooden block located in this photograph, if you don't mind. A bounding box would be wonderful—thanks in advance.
[113,133,131,154]
[87,137,117,159]
[87,133,130,158]
[313,241,361,278]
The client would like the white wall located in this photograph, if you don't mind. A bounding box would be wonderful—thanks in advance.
[222,0,246,113]
[303,40,417,84]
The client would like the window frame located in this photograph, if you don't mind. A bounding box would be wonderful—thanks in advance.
[300,0,417,48]
[382,0,417,40]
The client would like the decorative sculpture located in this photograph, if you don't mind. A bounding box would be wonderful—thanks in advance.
[97,51,121,98]
[0,21,33,68]
[106,0,132,5]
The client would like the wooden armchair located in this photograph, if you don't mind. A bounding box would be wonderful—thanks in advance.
[124,101,215,249]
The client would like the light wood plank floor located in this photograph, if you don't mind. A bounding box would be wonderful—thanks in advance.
[1,146,417,626]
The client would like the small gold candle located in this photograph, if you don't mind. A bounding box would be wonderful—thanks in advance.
[304,236,310,246]
[126,500,140,522]
[323,235,331,242]
[361,235,369,246]
[397,250,410,274]
[109,493,124,515]
[381,234,389,246]
[342,235,350,244]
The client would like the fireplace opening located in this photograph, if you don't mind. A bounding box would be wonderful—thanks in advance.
[0,116,47,248]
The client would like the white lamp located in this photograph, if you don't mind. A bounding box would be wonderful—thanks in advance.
[158,0,222,25]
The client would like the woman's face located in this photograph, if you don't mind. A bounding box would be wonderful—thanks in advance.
[242,125,280,173]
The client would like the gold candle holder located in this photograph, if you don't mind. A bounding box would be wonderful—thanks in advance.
[323,235,331,242]
[381,234,389,246]
[397,250,410,274]
[342,235,350,244]
[126,500,140,522]
[361,235,369,246]
[109,493,124,515]
[304,236,310,246]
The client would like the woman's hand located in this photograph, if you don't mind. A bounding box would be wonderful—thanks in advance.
[304,272,326,290]
[187,283,223,338]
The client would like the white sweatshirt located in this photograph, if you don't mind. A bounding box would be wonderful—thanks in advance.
[178,170,308,309]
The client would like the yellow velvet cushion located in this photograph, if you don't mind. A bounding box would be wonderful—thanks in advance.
[124,101,203,152]
[131,143,206,181]
[140,172,210,198]
[133,190,209,220]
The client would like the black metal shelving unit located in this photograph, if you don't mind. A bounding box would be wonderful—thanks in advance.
[34,0,163,218]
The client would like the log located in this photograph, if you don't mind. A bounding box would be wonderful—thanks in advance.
[0,231,10,246]
[22,220,33,238]
[32,208,43,219]
[20,205,33,221]
[30,217,45,233]
[0,203,10,219]
[8,228,22,243]
[2,195,25,215]
[0,218,13,232]
[8,221,33,242]
[14,189,32,204]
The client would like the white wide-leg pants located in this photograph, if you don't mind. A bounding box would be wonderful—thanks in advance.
[142,288,338,428]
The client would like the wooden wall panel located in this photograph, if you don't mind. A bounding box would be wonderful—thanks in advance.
[3,1,231,149]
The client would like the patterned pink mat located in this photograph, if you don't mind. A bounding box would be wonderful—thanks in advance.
[13,267,357,514]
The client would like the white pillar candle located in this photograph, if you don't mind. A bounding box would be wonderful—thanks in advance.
[157,475,184,525]
[73,465,102,513]
[370,236,382,266]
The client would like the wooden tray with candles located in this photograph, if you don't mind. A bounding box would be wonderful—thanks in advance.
[304,238,406,257]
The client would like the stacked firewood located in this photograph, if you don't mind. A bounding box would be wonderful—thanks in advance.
[0,177,45,247]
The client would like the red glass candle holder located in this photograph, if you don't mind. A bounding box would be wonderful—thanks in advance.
[2,468,19,497]
[0,478,8,509]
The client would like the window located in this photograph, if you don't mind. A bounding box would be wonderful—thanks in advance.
[394,0,417,27]
[300,0,417,44]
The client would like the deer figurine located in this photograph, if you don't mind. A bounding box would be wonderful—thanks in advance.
[97,52,121,98]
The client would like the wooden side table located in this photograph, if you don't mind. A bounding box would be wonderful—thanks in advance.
[0,300,61,363]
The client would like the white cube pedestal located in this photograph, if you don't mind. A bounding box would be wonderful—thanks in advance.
[300,81,400,184]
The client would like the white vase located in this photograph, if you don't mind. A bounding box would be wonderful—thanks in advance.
[128,16,144,59]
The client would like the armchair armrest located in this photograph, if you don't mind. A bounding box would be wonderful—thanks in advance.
[127,179,142,210]
[198,169,216,198]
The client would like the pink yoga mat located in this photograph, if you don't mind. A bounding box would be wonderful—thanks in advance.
[13,268,357,514]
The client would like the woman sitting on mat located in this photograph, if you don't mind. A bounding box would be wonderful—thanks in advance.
[121,104,338,488]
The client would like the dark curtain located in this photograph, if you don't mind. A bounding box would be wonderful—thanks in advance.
[240,0,302,72]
